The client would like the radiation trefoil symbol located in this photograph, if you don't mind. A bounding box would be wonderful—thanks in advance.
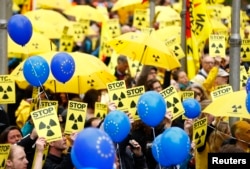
[39,119,57,136]
[68,113,83,130]
[113,92,126,107]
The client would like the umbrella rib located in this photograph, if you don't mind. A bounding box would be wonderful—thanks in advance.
[139,45,147,65]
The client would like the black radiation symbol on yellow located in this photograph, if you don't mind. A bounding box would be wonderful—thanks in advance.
[135,17,145,26]
[96,112,106,119]
[0,86,12,99]
[115,40,123,46]
[109,26,118,38]
[87,78,95,87]
[1,159,5,168]
[152,55,160,62]
[113,92,126,107]
[241,47,250,58]
[241,75,247,87]
[232,105,242,113]
[131,62,142,73]
[174,45,180,57]
[167,97,179,114]
[61,41,72,51]
[68,113,83,130]
[211,43,223,54]
[39,119,57,136]
[130,100,136,108]
[32,43,39,49]
[194,129,205,145]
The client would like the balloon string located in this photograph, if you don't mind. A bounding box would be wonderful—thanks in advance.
[27,58,44,88]
[152,128,162,169]
[116,143,123,169]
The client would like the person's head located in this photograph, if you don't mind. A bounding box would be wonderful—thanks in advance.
[219,144,245,153]
[201,54,215,73]
[6,145,28,169]
[82,89,101,110]
[214,68,229,86]
[186,84,208,102]
[0,126,22,144]
[49,134,68,156]
[116,55,128,74]
[146,66,158,81]
[145,78,162,92]
[172,69,189,85]
[231,120,250,151]
[170,79,180,92]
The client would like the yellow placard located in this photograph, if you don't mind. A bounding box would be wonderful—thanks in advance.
[0,144,11,169]
[127,58,143,78]
[107,80,129,112]
[59,34,74,52]
[94,102,108,120]
[0,75,15,104]
[209,34,226,58]
[240,66,248,89]
[193,117,207,149]
[39,100,58,112]
[32,144,49,168]
[64,101,87,134]
[133,9,149,29]
[98,34,112,60]
[241,39,250,61]
[215,84,229,90]
[126,86,145,121]
[31,106,62,142]
[181,91,194,101]
[164,37,184,60]
[70,22,85,42]
[210,85,233,101]
[103,18,121,38]
[160,85,184,120]
[78,19,90,35]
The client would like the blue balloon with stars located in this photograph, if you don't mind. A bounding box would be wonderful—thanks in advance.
[103,110,131,143]
[137,91,166,127]
[23,55,50,87]
[51,52,75,83]
[72,128,115,169]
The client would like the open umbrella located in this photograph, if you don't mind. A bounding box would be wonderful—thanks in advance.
[203,90,250,119]
[10,52,116,94]
[36,0,72,11]
[63,5,106,22]
[111,0,148,11]
[8,32,57,57]
[107,31,181,70]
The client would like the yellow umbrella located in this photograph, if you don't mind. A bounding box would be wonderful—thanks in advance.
[111,0,148,11]
[24,9,69,25]
[8,32,57,57]
[153,25,181,43]
[203,90,250,119]
[107,31,181,70]
[63,5,105,22]
[154,6,181,22]
[11,52,116,94]
[36,0,72,11]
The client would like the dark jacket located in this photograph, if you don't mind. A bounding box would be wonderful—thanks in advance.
[43,147,74,169]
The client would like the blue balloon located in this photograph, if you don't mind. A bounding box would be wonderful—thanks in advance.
[137,91,166,127]
[152,134,172,167]
[23,56,50,87]
[71,147,83,169]
[7,14,32,46]
[103,110,131,143]
[246,78,250,93]
[161,127,191,165]
[246,93,250,113]
[51,52,75,83]
[183,98,201,119]
[72,128,115,169]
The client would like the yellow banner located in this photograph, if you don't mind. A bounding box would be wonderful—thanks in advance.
[65,101,87,134]
[210,85,233,101]
[31,106,62,142]
[209,34,226,58]
[0,75,15,104]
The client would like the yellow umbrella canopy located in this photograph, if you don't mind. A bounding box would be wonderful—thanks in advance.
[153,25,181,43]
[10,52,116,94]
[203,90,250,119]
[154,6,181,22]
[36,0,72,11]
[63,5,105,22]
[8,32,57,57]
[111,0,148,12]
[107,31,181,70]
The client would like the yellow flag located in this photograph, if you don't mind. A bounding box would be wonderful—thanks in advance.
[0,75,16,104]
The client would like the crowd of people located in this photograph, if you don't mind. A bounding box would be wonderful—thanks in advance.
[1,0,250,169]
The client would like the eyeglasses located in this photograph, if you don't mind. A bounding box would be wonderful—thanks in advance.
[204,61,215,65]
